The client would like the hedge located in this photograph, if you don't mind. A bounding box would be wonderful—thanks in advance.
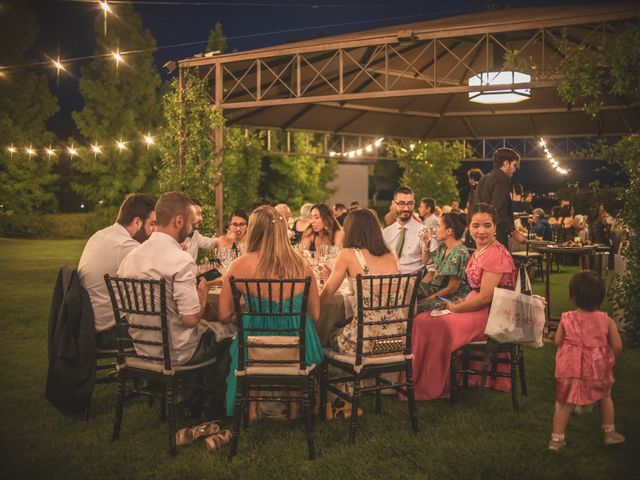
[0,210,116,239]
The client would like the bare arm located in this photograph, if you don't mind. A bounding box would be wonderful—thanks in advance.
[608,317,623,356]
[554,321,565,346]
[307,272,321,322]
[217,262,239,324]
[448,271,502,313]
[319,250,350,302]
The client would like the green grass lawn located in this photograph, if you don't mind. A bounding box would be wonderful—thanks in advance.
[0,238,637,479]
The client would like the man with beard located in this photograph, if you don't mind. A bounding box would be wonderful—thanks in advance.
[182,199,218,261]
[118,192,230,418]
[78,193,156,349]
[382,186,428,274]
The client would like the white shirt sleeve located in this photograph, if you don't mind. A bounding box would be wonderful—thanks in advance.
[172,259,201,317]
[116,237,140,267]
[196,232,218,250]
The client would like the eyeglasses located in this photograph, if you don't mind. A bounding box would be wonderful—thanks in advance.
[230,222,247,228]
[394,201,415,208]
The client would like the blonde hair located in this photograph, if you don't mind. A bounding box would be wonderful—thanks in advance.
[299,203,313,219]
[246,205,309,278]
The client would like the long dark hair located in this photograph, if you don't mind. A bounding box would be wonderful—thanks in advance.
[307,203,341,241]
[343,209,391,256]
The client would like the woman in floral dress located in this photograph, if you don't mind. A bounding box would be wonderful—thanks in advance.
[417,213,471,312]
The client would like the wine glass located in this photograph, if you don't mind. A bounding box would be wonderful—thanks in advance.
[216,248,237,273]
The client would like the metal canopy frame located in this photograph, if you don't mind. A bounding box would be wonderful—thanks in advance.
[177,3,640,229]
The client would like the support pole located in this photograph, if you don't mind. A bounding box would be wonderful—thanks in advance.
[178,67,185,171]
[214,125,224,234]
[214,62,224,233]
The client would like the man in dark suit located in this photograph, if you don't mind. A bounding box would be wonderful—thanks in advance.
[472,148,527,248]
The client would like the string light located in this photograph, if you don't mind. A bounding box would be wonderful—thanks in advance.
[7,144,17,157]
[26,146,36,158]
[143,133,155,148]
[112,50,124,66]
[539,137,569,175]
[0,70,6,79]
[328,137,384,158]
[53,58,65,73]
[45,147,57,159]
[90,144,103,156]
[68,145,78,157]
[99,1,110,13]
[116,139,127,152]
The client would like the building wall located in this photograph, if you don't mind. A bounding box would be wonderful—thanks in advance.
[327,163,369,208]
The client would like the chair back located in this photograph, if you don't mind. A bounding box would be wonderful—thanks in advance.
[352,268,424,366]
[104,275,172,372]
[230,277,311,373]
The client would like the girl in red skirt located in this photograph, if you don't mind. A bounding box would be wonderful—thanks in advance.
[549,271,625,451]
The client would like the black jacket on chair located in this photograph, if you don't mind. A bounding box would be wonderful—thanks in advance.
[45,267,97,417]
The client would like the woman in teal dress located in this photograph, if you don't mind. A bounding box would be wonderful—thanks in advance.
[218,205,323,417]
[418,213,471,312]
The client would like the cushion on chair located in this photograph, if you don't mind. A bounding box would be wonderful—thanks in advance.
[323,347,412,372]
[511,251,541,257]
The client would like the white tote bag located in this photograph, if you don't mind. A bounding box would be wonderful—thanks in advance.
[485,266,546,348]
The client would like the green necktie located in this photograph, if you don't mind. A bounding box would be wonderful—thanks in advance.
[396,226,406,259]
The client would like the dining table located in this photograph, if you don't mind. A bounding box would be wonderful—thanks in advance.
[529,242,597,335]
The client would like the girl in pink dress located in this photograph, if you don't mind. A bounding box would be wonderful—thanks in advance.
[549,271,624,451]
[412,203,516,400]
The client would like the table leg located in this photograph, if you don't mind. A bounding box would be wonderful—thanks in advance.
[545,252,551,321]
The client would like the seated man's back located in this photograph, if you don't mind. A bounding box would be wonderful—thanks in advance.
[117,231,205,365]
[78,193,156,348]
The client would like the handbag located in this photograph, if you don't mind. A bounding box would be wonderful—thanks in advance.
[485,265,546,347]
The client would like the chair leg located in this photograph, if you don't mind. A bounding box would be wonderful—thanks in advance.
[166,383,177,456]
[462,348,470,388]
[349,374,362,444]
[112,375,125,441]
[510,348,519,411]
[518,346,527,396]
[241,385,250,430]
[319,362,328,422]
[160,396,166,422]
[228,381,243,461]
[375,376,382,415]
[308,376,316,431]
[405,362,419,434]
[449,351,458,406]
[302,380,316,460]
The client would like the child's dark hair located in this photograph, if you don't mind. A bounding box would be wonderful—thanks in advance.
[569,271,605,312]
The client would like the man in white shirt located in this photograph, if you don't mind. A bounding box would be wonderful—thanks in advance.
[182,199,218,261]
[78,193,156,349]
[118,192,230,418]
[419,197,439,231]
[382,186,428,274]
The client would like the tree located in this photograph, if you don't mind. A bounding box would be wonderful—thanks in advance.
[206,22,228,54]
[158,71,263,233]
[71,2,161,207]
[555,22,640,345]
[0,0,59,213]
[555,21,640,117]
[222,128,263,214]
[158,71,223,233]
[259,131,337,208]
[391,140,466,206]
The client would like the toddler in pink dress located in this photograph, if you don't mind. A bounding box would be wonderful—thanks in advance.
[550,271,624,451]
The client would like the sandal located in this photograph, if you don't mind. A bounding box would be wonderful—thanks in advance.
[548,434,566,451]
[204,429,233,451]
[176,421,221,446]
[604,430,626,445]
